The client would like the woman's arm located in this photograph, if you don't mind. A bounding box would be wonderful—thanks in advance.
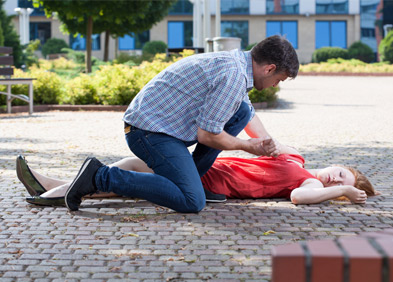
[290,179,368,204]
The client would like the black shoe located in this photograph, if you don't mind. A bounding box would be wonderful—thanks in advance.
[65,157,104,211]
[26,196,65,207]
[204,188,227,203]
[16,155,47,196]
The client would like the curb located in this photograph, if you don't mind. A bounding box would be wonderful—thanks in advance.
[0,104,128,114]
[299,72,393,76]
[1,103,272,114]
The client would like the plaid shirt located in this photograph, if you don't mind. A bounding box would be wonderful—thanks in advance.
[123,49,255,141]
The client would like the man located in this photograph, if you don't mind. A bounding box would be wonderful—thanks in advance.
[65,35,299,213]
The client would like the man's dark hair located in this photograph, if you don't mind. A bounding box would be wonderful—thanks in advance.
[251,35,299,78]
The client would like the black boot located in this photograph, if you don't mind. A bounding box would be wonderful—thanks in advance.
[65,157,103,211]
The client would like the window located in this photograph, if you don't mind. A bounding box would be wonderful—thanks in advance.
[221,0,249,14]
[266,21,298,48]
[316,0,348,14]
[361,28,375,38]
[360,0,380,52]
[315,21,346,49]
[70,34,101,51]
[266,0,299,14]
[169,0,193,15]
[221,21,248,49]
[30,22,51,45]
[119,31,150,50]
[168,21,193,48]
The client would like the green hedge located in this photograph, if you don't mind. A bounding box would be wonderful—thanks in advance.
[1,52,280,107]
[379,29,393,63]
[348,41,375,63]
[41,38,69,58]
[248,86,279,105]
[312,47,348,63]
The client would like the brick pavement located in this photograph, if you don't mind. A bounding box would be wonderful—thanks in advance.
[0,75,392,281]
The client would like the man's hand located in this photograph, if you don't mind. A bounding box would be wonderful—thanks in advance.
[262,138,281,157]
[243,137,280,156]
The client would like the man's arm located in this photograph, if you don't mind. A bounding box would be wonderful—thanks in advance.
[244,115,301,156]
[197,127,275,156]
[244,115,270,138]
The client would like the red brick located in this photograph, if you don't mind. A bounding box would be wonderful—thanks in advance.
[339,237,382,282]
[374,238,393,282]
[271,243,305,282]
[380,229,393,236]
[307,240,344,282]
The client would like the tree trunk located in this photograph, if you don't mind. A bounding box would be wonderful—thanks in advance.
[115,37,119,59]
[104,30,110,62]
[86,16,93,73]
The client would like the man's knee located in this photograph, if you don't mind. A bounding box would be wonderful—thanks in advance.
[182,192,206,213]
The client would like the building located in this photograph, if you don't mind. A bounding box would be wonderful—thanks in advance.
[4,0,392,63]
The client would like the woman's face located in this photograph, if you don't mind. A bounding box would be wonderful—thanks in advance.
[317,166,355,187]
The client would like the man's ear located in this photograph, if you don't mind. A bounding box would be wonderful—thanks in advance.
[264,64,277,74]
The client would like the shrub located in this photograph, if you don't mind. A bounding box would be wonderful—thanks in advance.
[142,41,167,57]
[300,58,393,73]
[113,52,137,64]
[348,41,375,63]
[136,53,173,86]
[312,47,348,63]
[22,39,40,67]
[41,38,69,58]
[94,64,140,105]
[245,43,257,51]
[248,86,279,106]
[61,48,103,67]
[60,74,98,105]
[10,67,64,104]
[379,29,393,63]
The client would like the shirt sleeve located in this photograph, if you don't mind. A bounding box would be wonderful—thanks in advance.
[196,69,247,134]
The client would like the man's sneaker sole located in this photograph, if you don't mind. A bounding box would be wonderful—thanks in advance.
[206,198,227,203]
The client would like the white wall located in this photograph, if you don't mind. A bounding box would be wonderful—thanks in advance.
[349,0,360,14]
[4,0,18,15]
[250,0,266,15]
[299,0,316,15]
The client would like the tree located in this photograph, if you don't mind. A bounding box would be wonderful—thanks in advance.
[32,0,176,71]
[0,0,23,66]
[379,29,393,64]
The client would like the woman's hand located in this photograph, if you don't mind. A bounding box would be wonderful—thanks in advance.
[344,186,368,204]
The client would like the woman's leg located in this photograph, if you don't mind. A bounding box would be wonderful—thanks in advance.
[29,168,68,190]
[40,157,153,198]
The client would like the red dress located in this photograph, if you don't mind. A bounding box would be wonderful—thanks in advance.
[201,154,316,199]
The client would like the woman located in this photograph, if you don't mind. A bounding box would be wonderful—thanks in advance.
[17,142,377,207]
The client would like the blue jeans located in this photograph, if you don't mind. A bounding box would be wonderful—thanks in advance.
[95,102,251,213]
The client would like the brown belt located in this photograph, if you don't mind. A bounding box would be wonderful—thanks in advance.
[124,125,131,134]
